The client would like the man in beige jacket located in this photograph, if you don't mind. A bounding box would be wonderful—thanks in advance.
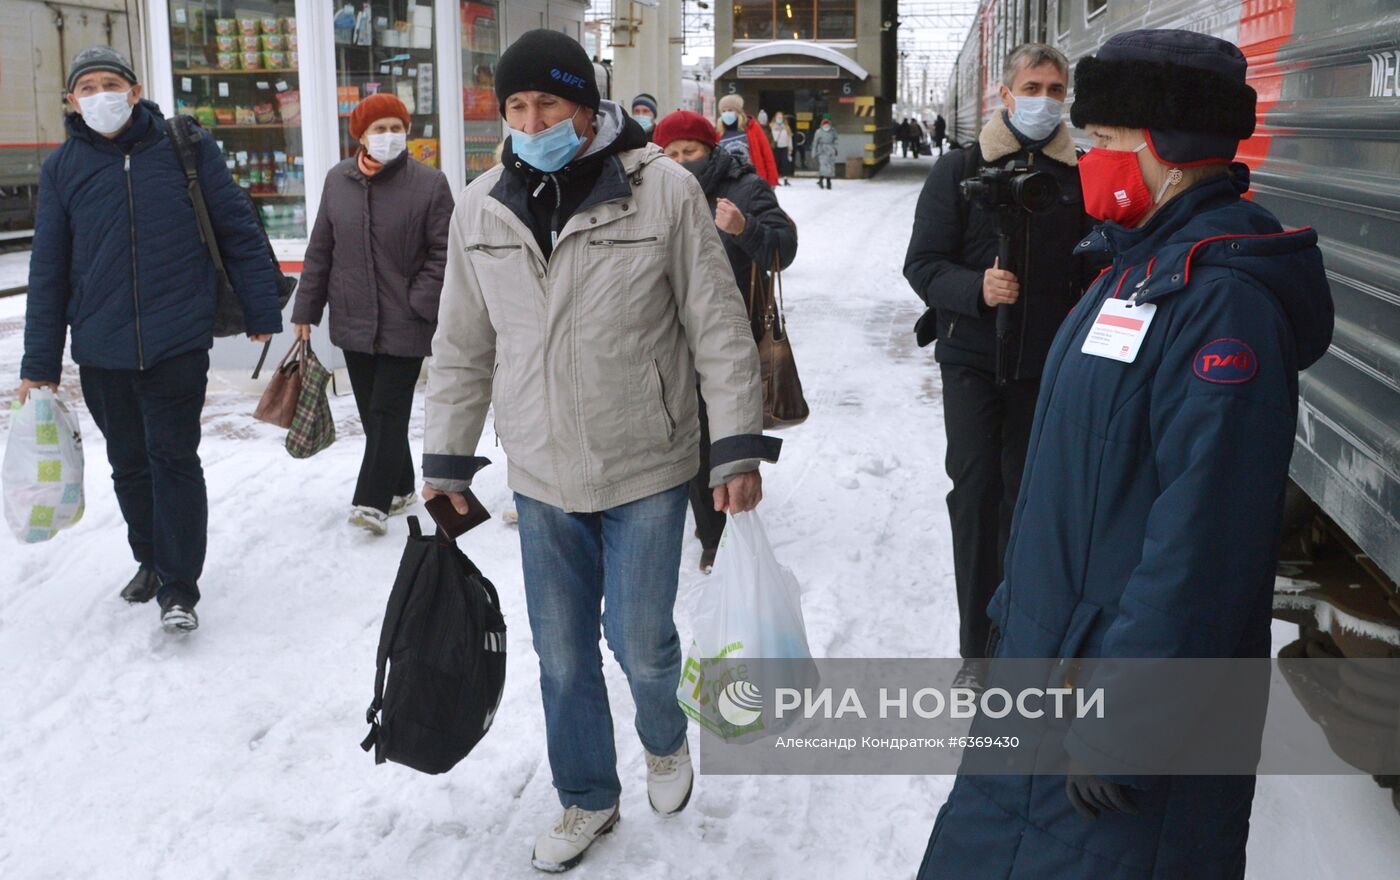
[420,30,779,873]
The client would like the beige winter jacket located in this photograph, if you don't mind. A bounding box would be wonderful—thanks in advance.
[423,138,779,513]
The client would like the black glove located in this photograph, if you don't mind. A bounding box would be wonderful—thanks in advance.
[1066,773,1138,820]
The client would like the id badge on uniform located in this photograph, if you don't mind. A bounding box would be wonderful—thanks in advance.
[1081,299,1157,363]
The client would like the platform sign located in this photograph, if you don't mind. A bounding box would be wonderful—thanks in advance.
[736,64,842,79]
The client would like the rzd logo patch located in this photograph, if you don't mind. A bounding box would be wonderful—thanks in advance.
[1193,338,1257,384]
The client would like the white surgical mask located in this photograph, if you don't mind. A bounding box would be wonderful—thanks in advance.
[366,131,406,163]
[1008,95,1065,142]
[78,89,134,135]
[721,110,738,127]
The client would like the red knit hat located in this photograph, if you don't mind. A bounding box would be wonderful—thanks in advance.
[653,110,718,149]
[349,93,411,140]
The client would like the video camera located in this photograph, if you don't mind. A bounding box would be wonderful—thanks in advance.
[958,166,1063,386]
[959,166,1061,213]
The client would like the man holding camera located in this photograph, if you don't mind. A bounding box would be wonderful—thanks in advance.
[904,44,1092,684]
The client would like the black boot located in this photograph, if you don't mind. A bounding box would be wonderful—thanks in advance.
[120,566,160,604]
[159,594,199,633]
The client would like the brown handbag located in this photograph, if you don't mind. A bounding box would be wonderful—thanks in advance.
[253,340,305,429]
[750,252,810,429]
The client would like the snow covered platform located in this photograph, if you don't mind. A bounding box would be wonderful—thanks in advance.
[1,160,1397,879]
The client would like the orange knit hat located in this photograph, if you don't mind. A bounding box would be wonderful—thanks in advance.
[349,93,410,140]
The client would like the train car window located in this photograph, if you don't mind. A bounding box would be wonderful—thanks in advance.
[1086,0,1107,22]
[733,0,775,41]
[1057,0,1073,37]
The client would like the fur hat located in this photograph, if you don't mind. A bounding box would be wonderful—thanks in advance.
[1070,29,1256,163]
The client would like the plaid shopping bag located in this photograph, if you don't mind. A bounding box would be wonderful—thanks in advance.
[284,342,335,459]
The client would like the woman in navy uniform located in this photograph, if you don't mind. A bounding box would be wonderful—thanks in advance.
[917,30,1334,880]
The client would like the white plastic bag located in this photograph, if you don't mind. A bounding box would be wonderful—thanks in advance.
[3,389,85,543]
[677,510,816,741]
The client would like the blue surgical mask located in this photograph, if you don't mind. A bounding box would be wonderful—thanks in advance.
[721,111,738,127]
[1008,95,1064,142]
[509,109,583,173]
[632,114,654,132]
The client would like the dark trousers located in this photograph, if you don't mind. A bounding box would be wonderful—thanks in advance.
[80,348,210,607]
[687,389,726,551]
[940,363,1040,659]
[344,350,422,513]
[775,146,792,178]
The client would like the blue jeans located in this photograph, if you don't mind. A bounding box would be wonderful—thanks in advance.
[515,484,690,810]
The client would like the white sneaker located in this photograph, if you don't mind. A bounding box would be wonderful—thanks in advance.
[348,506,388,536]
[388,491,417,516]
[646,739,694,816]
[531,804,619,873]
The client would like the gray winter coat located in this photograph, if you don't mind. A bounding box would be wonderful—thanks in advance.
[293,152,454,357]
[423,105,780,513]
[812,125,840,177]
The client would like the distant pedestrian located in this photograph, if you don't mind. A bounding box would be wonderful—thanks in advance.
[770,111,794,185]
[933,113,947,155]
[292,92,454,536]
[811,115,840,188]
[716,94,779,186]
[630,92,658,135]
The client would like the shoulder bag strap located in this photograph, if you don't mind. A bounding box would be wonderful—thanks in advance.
[169,116,230,282]
[769,250,788,338]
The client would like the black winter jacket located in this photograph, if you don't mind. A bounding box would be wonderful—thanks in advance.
[691,147,798,337]
[903,113,1096,379]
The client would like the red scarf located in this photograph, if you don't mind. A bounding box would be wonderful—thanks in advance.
[357,150,383,177]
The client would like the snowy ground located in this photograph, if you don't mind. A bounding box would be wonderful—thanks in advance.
[1,159,1396,879]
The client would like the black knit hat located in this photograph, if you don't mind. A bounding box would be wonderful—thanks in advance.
[67,46,139,94]
[1070,29,1257,163]
[495,29,600,116]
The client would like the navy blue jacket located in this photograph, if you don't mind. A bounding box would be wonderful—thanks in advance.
[920,168,1333,879]
[23,101,283,382]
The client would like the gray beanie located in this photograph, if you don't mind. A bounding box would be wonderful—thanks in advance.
[67,46,138,93]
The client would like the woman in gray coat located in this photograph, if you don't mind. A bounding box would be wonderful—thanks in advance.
[292,93,454,535]
[812,114,840,189]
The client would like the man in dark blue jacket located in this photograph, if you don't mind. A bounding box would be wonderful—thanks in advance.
[19,47,284,633]
[917,30,1334,879]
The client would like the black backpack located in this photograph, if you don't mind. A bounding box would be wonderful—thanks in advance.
[167,115,296,339]
[361,516,507,774]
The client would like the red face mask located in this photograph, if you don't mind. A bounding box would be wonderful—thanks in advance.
[1078,142,1154,226]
